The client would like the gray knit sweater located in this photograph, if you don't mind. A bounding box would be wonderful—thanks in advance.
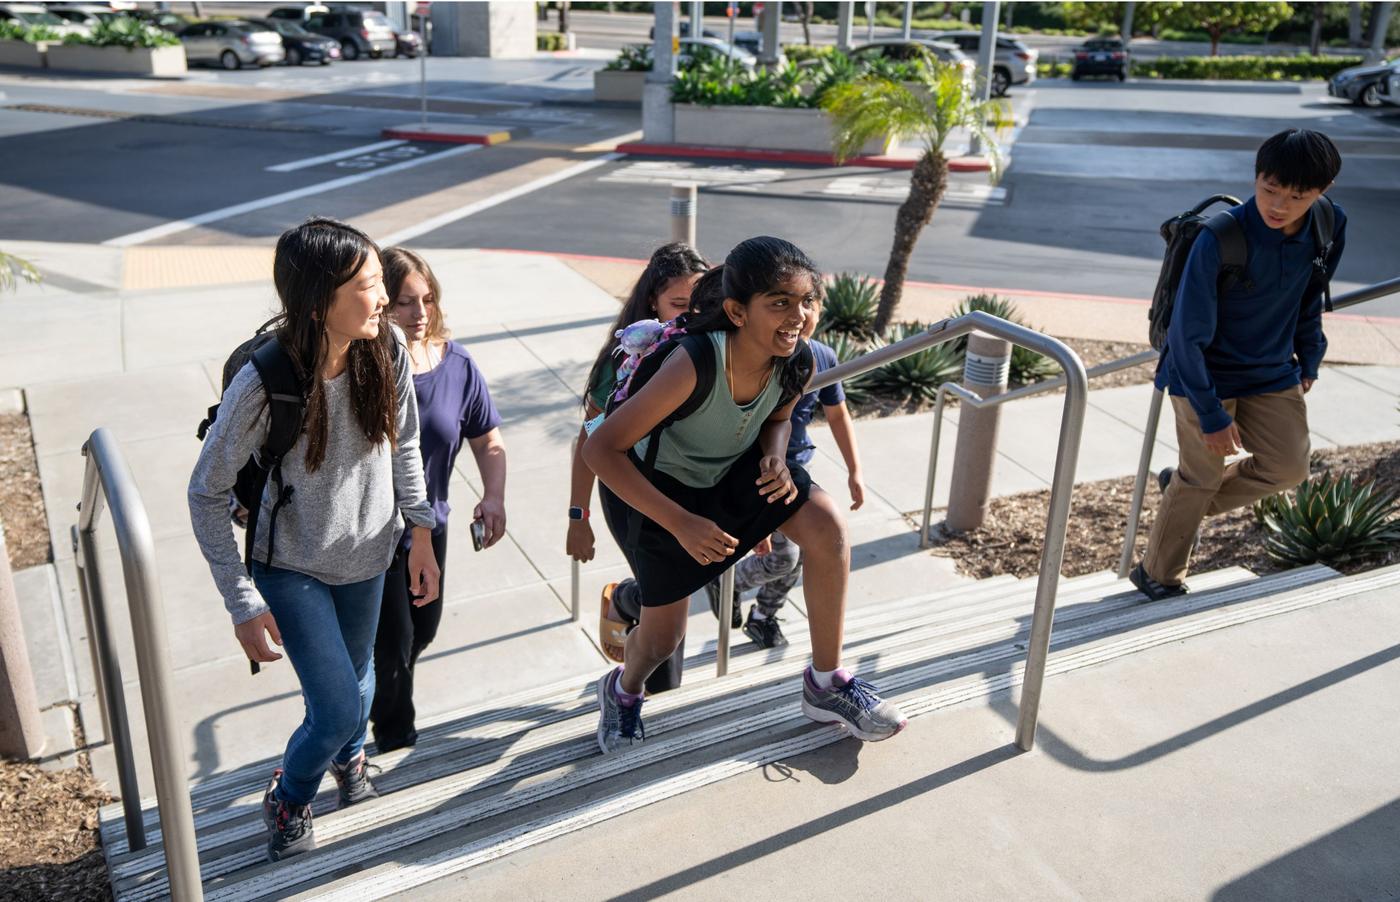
[189,345,435,625]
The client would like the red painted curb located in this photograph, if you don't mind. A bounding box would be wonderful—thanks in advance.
[614,141,996,172]
[381,128,510,145]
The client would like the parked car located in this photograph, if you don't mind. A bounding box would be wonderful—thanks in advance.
[849,39,975,89]
[1072,37,1128,81]
[1328,57,1400,107]
[938,30,1038,95]
[267,4,330,22]
[677,36,759,70]
[392,25,422,58]
[46,4,121,29]
[179,19,285,70]
[130,9,193,33]
[246,16,339,66]
[0,3,90,37]
[302,8,396,60]
[1379,69,1400,106]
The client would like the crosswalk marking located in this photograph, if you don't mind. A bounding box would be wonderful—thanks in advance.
[600,160,786,186]
[824,176,1007,205]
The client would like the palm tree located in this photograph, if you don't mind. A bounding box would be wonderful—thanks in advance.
[823,60,1009,334]
[0,251,40,294]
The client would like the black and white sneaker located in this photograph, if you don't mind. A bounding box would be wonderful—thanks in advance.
[1129,562,1188,602]
[742,610,788,649]
[705,579,743,629]
[328,751,380,808]
[260,770,316,861]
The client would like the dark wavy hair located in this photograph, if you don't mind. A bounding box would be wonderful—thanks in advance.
[682,236,822,404]
[583,242,709,409]
[271,217,398,472]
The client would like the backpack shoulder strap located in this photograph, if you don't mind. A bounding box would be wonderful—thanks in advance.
[670,333,717,422]
[250,339,303,459]
[1310,195,1336,313]
[1204,211,1247,293]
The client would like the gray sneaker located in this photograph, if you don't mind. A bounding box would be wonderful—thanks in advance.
[801,668,907,742]
[596,665,646,755]
[260,770,316,861]
[328,751,380,808]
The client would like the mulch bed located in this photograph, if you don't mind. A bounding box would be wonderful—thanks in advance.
[0,733,114,902]
[0,412,52,570]
[924,441,1400,580]
[845,335,1157,420]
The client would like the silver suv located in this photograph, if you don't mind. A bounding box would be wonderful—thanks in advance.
[939,31,1039,96]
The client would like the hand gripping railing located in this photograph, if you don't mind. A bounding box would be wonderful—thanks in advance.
[72,428,202,901]
[1116,275,1400,578]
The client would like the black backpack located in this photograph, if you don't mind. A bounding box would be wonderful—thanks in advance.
[196,317,305,576]
[603,331,813,548]
[1148,194,1337,351]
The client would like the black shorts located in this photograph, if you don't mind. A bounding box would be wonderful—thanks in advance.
[600,442,813,607]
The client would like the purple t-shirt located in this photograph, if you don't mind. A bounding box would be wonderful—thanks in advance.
[407,341,501,542]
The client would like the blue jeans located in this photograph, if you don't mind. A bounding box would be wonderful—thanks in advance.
[252,563,386,806]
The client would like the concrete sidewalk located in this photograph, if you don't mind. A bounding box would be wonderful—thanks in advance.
[3,244,1398,797]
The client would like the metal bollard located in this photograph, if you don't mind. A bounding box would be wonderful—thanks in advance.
[670,183,697,247]
[946,332,1011,532]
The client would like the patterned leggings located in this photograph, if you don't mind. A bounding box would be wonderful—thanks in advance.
[729,530,801,614]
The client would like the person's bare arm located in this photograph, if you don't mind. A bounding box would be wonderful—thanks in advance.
[824,400,864,509]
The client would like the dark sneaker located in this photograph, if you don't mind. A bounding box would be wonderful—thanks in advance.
[328,751,380,808]
[706,579,743,629]
[596,665,645,755]
[1158,467,1175,494]
[800,668,907,742]
[742,610,788,649]
[260,770,316,861]
[1129,562,1188,601]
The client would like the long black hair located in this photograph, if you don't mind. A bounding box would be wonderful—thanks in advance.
[583,242,708,408]
[682,236,822,404]
[271,217,398,472]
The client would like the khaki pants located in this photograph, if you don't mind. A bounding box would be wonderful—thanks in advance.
[1143,385,1311,586]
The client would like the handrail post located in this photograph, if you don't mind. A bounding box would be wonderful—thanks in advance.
[570,560,581,623]
[716,567,735,677]
[1118,387,1164,579]
[920,387,950,548]
[79,430,202,901]
[1013,345,1088,751]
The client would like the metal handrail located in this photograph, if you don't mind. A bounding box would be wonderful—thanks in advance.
[1116,276,1400,578]
[918,349,1159,545]
[73,428,202,900]
[566,312,1089,751]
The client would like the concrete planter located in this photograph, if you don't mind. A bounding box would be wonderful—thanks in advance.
[674,104,892,156]
[45,43,186,76]
[0,39,48,68]
[594,69,646,103]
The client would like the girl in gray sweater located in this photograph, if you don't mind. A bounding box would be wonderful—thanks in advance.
[188,218,438,862]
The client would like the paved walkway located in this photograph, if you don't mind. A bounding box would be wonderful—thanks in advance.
[4,243,1398,795]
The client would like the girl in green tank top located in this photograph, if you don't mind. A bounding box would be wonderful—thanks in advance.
[583,236,908,755]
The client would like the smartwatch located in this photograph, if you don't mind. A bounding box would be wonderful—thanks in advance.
[568,506,589,521]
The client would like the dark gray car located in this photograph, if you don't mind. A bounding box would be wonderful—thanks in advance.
[302,8,396,61]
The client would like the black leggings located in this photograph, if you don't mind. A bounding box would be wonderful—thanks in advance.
[369,527,448,751]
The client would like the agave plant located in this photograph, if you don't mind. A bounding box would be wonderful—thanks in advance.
[1258,472,1400,566]
[864,322,962,403]
[949,293,1059,384]
[818,272,880,339]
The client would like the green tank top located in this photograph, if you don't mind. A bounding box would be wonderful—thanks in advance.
[634,331,784,488]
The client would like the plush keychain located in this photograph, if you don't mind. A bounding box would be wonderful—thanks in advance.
[583,318,686,435]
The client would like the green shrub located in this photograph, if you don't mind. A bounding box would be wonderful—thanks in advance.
[605,43,651,71]
[1132,54,1363,81]
[1037,60,1074,79]
[865,321,963,403]
[818,272,880,339]
[63,17,180,49]
[672,57,811,107]
[782,43,835,63]
[949,294,1059,384]
[1257,473,1400,566]
[0,21,60,42]
[537,32,569,51]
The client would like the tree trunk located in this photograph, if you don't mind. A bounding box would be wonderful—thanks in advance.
[873,151,948,334]
[1368,2,1395,60]
[800,1,813,44]
[1120,1,1135,40]
[1209,25,1221,56]
[1349,2,1364,46]
[558,0,569,34]
[1310,2,1324,55]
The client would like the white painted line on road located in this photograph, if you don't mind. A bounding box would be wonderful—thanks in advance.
[104,144,481,248]
[600,160,786,187]
[265,139,407,172]
[376,151,623,247]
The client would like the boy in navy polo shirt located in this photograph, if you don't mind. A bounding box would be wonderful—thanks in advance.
[1131,129,1346,600]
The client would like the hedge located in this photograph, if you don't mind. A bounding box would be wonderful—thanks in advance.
[537,32,569,51]
[1132,54,1364,81]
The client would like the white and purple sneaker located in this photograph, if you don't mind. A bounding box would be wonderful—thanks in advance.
[596,666,646,755]
[801,667,907,741]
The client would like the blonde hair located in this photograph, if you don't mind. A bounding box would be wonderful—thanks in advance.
[381,246,450,343]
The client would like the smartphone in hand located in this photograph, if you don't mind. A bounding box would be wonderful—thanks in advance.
[470,518,485,552]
